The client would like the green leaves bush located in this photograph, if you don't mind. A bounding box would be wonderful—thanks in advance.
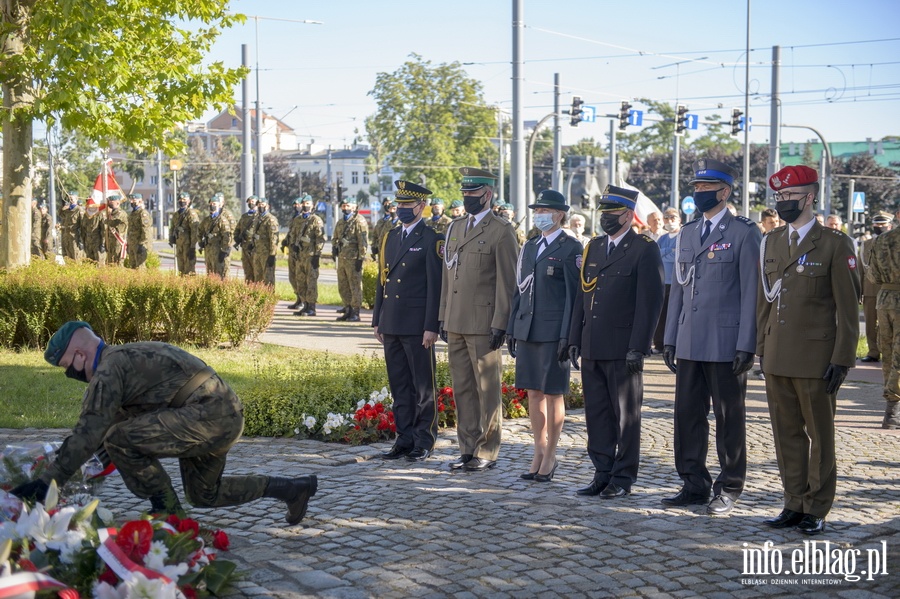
[0,261,275,349]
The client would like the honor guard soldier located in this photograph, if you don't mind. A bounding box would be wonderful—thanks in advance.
[30,199,44,259]
[199,193,236,279]
[448,199,465,218]
[373,181,443,461]
[249,197,280,287]
[498,203,527,246]
[283,195,325,316]
[859,212,894,362]
[103,194,128,266]
[662,158,761,516]
[126,193,153,269]
[169,192,200,275]
[59,191,84,260]
[234,195,259,282]
[371,197,398,260]
[11,321,319,525]
[39,201,53,258]
[867,214,900,429]
[439,167,518,471]
[758,165,860,534]
[332,198,369,322]
[81,198,106,263]
[426,198,452,237]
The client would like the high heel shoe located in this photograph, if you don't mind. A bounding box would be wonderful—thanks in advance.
[520,471,538,481]
[534,460,558,482]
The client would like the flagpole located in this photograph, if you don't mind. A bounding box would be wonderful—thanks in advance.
[102,150,109,262]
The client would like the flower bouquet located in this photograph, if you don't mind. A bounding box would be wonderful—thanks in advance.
[345,388,396,445]
[501,384,529,419]
[436,387,457,428]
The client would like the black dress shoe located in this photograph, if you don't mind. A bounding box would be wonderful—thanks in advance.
[599,483,630,499]
[764,509,805,529]
[797,514,826,535]
[661,489,709,506]
[520,471,538,481]
[533,460,558,482]
[707,494,735,515]
[576,480,607,496]
[406,448,431,461]
[860,356,880,363]
[449,454,473,470]
[463,457,496,471]
[381,445,412,460]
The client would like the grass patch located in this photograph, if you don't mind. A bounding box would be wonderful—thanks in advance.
[274,282,341,305]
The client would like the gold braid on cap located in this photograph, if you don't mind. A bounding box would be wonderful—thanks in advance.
[579,240,597,292]
[379,225,391,285]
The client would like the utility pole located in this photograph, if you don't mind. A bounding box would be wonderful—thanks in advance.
[767,45,781,198]
[608,120,617,190]
[511,0,525,220]
[847,179,855,235]
[254,17,265,198]
[241,44,252,200]
[156,150,165,239]
[741,0,751,217]
[497,108,505,203]
[671,134,681,210]
[325,146,333,237]
[552,73,562,192]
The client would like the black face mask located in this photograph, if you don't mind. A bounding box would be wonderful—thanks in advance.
[600,213,625,236]
[463,192,488,215]
[873,226,884,236]
[776,200,804,224]
[65,363,89,383]
[693,189,722,213]
[301,204,311,213]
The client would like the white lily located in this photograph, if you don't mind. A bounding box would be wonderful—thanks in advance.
[123,571,179,599]
[93,580,127,599]
[14,503,79,552]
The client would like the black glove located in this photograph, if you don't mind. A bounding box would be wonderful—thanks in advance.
[169,241,175,248]
[663,345,677,374]
[823,364,849,395]
[439,322,448,344]
[557,338,569,363]
[489,328,505,351]
[332,248,339,260]
[197,246,204,255]
[233,243,240,250]
[187,248,196,261]
[311,256,320,269]
[11,479,49,503]
[506,335,517,358]
[218,251,228,262]
[626,349,644,375]
[732,351,755,376]
[77,241,84,251]
[568,345,580,371]
[199,240,207,251]
[355,259,363,272]
[280,239,288,251]
[266,255,276,268]
[99,243,106,253]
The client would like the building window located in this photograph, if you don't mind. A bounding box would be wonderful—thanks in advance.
[151,176,158,185]
[351,171,359,185]
[232,118,238,128]
[363,172,369,184]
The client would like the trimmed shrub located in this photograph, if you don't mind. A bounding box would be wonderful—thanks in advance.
[0,261,275,349]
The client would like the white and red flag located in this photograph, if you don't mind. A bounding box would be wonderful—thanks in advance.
[90,163,125,207]
[616,177,661,229]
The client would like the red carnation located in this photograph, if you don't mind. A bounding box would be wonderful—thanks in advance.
[212,530,230,551]
[375,403,385,413]
[177,518,200,538]
[182,586,198,599]
[98,567,119,586]
[17,559,37,572]
[166,514,181,528]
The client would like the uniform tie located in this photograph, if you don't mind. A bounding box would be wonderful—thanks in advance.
[536,237,548,257]
[790,230,800,259]
[466,216,476,236]
[700,220,712,245]
[607,242,616,257]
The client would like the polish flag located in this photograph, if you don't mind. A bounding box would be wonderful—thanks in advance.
[616,177,660,229]
[90,165,125,207]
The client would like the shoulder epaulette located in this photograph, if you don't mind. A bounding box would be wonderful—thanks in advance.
[735,215,754,226]
[639,234,654,242]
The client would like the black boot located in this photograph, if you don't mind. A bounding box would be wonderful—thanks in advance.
[264,475,318,525]
[148,489,184,516]
[345,307,360,322]
[300,303,316,317]
[336,306,346,314]
[884,401,900,430]
[336,307,351,321]
[288,296,303,310]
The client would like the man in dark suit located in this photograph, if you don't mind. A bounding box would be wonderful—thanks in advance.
[568,186,664,498]
[373,181,443,462]
[758,165,860,535]
[663,159,762,516]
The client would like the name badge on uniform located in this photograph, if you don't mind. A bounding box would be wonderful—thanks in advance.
[547,265,555,276]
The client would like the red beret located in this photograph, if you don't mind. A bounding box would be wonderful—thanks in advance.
[769,165,818,191]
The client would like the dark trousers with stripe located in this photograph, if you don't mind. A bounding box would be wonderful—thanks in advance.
[383,334,438,451]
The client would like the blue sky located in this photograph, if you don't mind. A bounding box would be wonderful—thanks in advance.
[208,0,900,150]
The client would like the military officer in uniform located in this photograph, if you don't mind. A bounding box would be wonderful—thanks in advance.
[373,181,443,461]
[103,195,128,266]
[30,199,44,259]
[59,191,83,260]
[332,197,368,322]
[568,186,664,498]
[126,193,153,269]
[283,197,307,308]
[758,165,860,535]
[866,216,900,429]
[448,199,465,219]
[859,212,893,362]
[498,203,527,246]
[234,195,259,282]
[370,197,398,260]
[11,321,319,525]
[250,197,279,287]
[199,193,236,279]
[285,195,325,317]
[169,192,200,275]
[81,198,106,263]
[439,167,518,471]
[39,202,53,258]
[662,158,761,516]
[426,198,452,237]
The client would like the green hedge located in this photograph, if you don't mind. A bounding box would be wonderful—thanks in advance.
[0,261,276,349]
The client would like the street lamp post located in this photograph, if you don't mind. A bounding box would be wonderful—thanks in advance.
[526,111,560,232]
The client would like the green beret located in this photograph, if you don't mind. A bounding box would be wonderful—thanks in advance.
[450,200,464,209]
[128,193,143,201]
[45,321,92,366]
[178,192,190,200]
[430,198,444,206]
[500,203,514,211]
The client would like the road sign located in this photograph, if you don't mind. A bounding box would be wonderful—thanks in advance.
[628,110,643,127]
[581,105,596,123]
[169,159,183,171]
[685,114,699,130]
[852,192,866,213]
[682,196,695,215]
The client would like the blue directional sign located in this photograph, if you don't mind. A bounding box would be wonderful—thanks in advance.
[682,196,696,215]
[685,114,699,130]
[739,116,753,132]
[581,105,597,123]
[852,191,866,213]
[628,110,643,127]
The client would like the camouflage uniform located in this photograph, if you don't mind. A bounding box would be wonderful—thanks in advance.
[39,208,52,257]
[233,208,257,282]
[426,213,452,237]
[332,211,368,317]
[59,202,84,260]
[30,205,44,258]
[859,236,882,360]
[250,207,280,286]
[81,206,106,263]
[371,214,398,259]
[103,206,129,266]
[169,207,200,275]
[283,210,325,311]
[867,227,900,428]
[199,208,236,279]
[126,205,153,269]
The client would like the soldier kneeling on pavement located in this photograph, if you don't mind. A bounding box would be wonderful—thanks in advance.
[11,321,319,526]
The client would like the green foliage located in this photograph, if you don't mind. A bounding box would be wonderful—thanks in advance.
[362,260,379,309]
[180,136,241,215]
[33,129,104,203]
[265,154,301,222]
[0,261,275,349]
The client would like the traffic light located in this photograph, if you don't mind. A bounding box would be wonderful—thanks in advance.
[675,104,688,136]
[570,96,584,127]
[731,108,744,136]
[618,101,632,130]
[336,184,343,204]
[324,185,332,203]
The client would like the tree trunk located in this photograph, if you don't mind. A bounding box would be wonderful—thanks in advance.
[1,0,35,269]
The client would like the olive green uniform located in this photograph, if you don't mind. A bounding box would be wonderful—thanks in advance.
[250,210,280,286]
[867,227,900,422]
[40,342,268,507]
[59,204,83,260]
[40,211,53,257]
[199,209,236,278]
[30,207,44,258]
[333,213,368,311]
[233,210,257,282]
[81,210,106,263]
[371,216,397,258]
[425,213,452,237]
[126,207,153,269]
[283,212,325,305]
[859,237,882,360]
[169,208,200,275]
[103,207,129,266]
